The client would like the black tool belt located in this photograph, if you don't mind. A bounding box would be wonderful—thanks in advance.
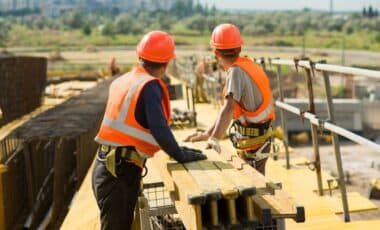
[97,145,146,177]
[229,120,273,150]
[233,120,272,137]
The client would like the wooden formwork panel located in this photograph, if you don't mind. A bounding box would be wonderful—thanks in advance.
[0,78,112,229]
[0,56,47,127]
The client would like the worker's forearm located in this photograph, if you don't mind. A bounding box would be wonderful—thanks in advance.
[206,122,216,136]
[211,106,233,140]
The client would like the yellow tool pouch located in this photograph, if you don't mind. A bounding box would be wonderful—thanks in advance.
[105,147,118,177]
[97,145,146,178]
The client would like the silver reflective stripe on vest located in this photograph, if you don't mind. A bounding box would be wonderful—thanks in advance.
[100,74,159,149]
[237,98,274,124]
[94,137,123,147]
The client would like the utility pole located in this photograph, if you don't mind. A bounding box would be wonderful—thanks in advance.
[341,35,346,66]
[302,32,306,57]
[330,0,334,15]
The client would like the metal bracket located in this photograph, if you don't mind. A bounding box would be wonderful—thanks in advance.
[318,119,325,137]
[327,179,339,196]
[296,160,316,171]
[309,60,316,78]
[293,58,300,72]
[299,109,310,124]
[257,182,282,195]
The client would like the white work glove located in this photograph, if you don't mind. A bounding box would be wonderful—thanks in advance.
[206,137,221,153]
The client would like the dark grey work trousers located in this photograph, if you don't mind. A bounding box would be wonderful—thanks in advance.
[242,140,271,175]
[92,158,142,230]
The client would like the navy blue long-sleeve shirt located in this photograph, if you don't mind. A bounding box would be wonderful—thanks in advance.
[134,80,183,159]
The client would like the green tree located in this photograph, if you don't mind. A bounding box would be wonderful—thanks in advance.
[101,22,115,37]
[82,24,92,36]
[62,10,85,29]
[186,14,207,33]
[115,14,132,34]
[0,20,10,48]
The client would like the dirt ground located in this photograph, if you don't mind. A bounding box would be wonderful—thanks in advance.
[12,45,380,67]
[286,141,380,221]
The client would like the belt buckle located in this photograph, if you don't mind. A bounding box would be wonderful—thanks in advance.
[101,145,111,152]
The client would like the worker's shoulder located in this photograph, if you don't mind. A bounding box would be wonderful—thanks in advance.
[229,66,250,79]
[140,78,163,95]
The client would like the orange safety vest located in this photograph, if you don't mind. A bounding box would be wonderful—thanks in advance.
[95,66,171,158]
[224,57,275,124]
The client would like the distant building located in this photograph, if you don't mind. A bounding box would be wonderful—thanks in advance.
[0,0,179,15]
[0,0,40,11]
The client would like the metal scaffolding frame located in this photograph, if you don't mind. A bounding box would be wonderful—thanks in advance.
[256,57,380,222]
[172,56,380,223]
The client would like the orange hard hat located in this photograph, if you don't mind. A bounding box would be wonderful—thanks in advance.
[136,31,176,63]
[210,23,243,49]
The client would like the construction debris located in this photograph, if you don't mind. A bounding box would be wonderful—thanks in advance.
[368,179,380,199]
[171,108,196,128]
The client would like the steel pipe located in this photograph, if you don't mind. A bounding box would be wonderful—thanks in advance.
[270,59,380,79]
[275,101,380,153]
[269,59,295,66]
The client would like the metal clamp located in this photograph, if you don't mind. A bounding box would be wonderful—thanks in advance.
[318,119,325,137]
[309,60,316,78]
[299,109,309,124]
[293,58,300,72]
[307,162,316,171]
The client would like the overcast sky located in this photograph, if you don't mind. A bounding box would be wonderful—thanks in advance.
[199,0,380,11]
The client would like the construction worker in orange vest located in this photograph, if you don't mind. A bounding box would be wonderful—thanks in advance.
[92,31,207,230]
[108,57,120,76]
[185,24,275,175]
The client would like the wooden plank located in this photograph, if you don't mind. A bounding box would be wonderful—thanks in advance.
[51,138,65,223]
[205,150,256,197]
[149,151,208,229]
[183,161,222,200]
[196,160,238,199]
[151,152,176,192]
[0,165,6,229]
[168,163,204,230]
[251,196,273,225]
[183,161,223,228]
[23,143,35,210]
[61,160,99,230]
[174,130,304,224]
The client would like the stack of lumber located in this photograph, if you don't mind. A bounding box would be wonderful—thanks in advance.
[152,130,305,229]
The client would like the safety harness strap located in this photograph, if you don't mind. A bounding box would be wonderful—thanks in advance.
[233,127,273,149]
[229,120,273,150]
[97,145,146,177]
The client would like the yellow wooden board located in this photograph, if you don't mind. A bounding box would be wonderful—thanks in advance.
[287,215,380,230]
[266,158,338,195]
[61,160,99,230]
[326,192,379,214]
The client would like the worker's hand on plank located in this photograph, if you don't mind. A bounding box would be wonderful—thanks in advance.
[183,131,209,142]
[177,146,207,163]
[206,137,221,153]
